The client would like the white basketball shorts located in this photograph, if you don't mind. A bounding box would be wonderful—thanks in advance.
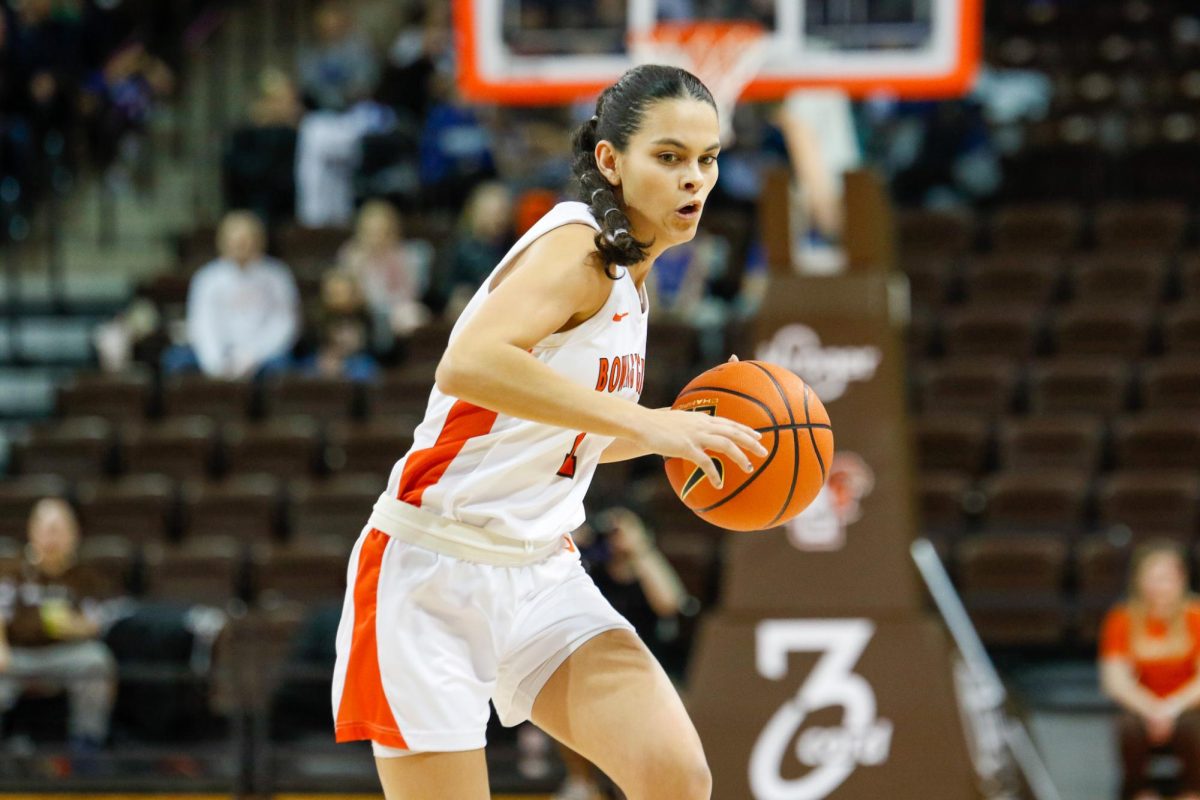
[331,526,633,754]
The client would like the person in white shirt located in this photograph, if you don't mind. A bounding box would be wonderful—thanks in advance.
[164,211,301,378]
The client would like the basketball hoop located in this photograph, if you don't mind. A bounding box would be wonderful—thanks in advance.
[629,21,773,144]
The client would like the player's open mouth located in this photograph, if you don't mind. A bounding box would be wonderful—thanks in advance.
[675,201,702,219]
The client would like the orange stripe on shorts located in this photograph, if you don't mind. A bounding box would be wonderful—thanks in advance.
[335,528,408,749]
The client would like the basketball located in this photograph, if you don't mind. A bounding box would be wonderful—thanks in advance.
[663,360,834,531]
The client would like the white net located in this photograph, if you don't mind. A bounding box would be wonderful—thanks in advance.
[629,22,773,144]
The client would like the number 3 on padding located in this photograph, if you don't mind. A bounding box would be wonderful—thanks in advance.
[749,619,885,800]
[557,432,586,478]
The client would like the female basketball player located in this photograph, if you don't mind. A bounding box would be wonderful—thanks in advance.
[332,65,766,800]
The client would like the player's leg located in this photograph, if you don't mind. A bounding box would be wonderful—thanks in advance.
[531,629,711,800]
[375,749,490,800]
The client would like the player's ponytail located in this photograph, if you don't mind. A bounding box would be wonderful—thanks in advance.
[570,64,716,275]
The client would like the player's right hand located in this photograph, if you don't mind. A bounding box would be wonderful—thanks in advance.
[638,407,767,489]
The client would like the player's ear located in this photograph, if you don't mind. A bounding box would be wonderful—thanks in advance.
[594,140,621,187]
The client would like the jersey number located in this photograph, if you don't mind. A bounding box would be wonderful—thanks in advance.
[557,432,587,478]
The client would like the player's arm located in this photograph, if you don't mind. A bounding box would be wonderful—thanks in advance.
[598,438,655,463]
[436,225,764,486]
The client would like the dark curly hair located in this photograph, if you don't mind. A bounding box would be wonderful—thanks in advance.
[570,65,716,277]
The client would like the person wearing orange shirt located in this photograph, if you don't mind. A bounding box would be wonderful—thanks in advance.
[1101,540,1200,800]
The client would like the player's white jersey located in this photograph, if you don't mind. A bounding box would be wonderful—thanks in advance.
[383,202,648,544]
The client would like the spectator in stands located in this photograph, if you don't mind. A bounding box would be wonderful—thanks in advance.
[223,67,303,226]
[295,271,379,382]
[418,70,498,210]
[164,211,300,378]
[297,1,378,112]
[334,199,433,350]
[0,499,118,757]
[553,507,689,800]
[438,181,513,317]
[1101,540,1200,800]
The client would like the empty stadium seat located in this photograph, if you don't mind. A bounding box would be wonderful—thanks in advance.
[250,538,348,608]
[142,537,242,607]
[12,417,114,479]
[991,203,1083,252]
[1052,303,1153,358]
[997,416,1106,471]
[901,256,957,309]
[222,417,322,478]
[121,416,219,480]
[916,470,975,533]
[957,533,1069,646]
[980,468,1092,532]
[896,209,974,257]
[1097,470,1200,542]
[1075,533,1134,643]
[960,253,1062,305]
[276,225,349,273]
[913,414,992,473]
[1162,306,1200,354]
[1068,253,1167,304]
[181,475,283,543]
[262,375,358,421]
[56,369,153,421]
[161,374,254,420]
[1027,359,1132,415]
[324,420,417,478]
[1094,201,1188,252]
[941,304,1044,359]
[402,321,455,366]
[918,358,1020,416]
[1113,413,1200,470]
[77,474,177,543]
[77,535,136,597]
[288,474,381,543]
[1142,357,1200,411]
[363,366,437,419]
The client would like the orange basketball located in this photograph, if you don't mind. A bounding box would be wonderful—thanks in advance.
[663,360,834,531]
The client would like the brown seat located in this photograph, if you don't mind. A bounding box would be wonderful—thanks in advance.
[402,321,455,367]
[916,470,974,532]
[1094,202,1188,252]
[960,253,1062,305]
[250,538,348,609]
[12,417,114,480]
[225,605,307,712]
[991,203,1083,253]
[957,532,1068,646]
[223,417,322,478]
[363,365,437,420]
[918,358,1019,416]
[1052,303,1153,358]
[1163,306,1200,355]
[1177,254,1200,301]
[913,415,991,474]
[325,420,417,478]
[941,304,1043,359]
[161,375,253,420]
[77,535,136,598]
[1097,470,1200,542]
[142,537,242,607]
[1113,413,1200,470]
[1143,357,1200,411]
[1076,534,1133,645]
[0,475,71,539]
[181,475,283,543]
[262,375,358,421]
[288,474,381,543]
[997,416,1105,472]
[276,225,349,273]
[1068,253,1167,304]
[900,257,957,309]
[121,416,219,480]
[647,320,701,375]
[980,468,1092,532]
[896,209,974,258]
[56,370,153,422]
[77,474,176,543]
[1027,359,1131,415]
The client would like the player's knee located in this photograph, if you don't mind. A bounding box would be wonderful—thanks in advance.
[623,744,711,799]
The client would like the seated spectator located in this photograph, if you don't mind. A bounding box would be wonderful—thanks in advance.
[438,181,513,318]
[334,199,433,350]
[223,67,303,226]
[418,72,498,210]
[0,499,118,757]
[1101,540,1200,800]
[163,211,300,379]
[554,507,689,800]
[297,1,378,112]
[294,272,379,382]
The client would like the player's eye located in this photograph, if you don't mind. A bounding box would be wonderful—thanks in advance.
[700,155,718,165]
[658,152,680,164]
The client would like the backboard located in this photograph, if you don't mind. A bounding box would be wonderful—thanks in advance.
[454,0,982,105]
